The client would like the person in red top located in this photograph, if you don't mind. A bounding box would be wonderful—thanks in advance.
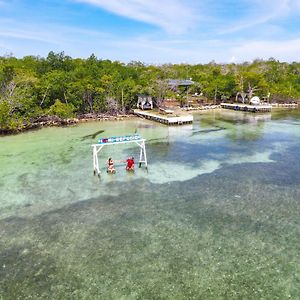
[126,156,134,171]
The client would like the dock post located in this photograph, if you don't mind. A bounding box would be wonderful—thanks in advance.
[137,140,148,169]
[139,146,143,168]
[93,145,96,175]
[143,140,148,170]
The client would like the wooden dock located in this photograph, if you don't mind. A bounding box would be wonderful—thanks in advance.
[221,103,272,113]
[271,103,299,108]
[134,109,193,125]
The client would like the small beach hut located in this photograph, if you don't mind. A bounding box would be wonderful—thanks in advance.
[137,95,153,110]
[250,96,260,105]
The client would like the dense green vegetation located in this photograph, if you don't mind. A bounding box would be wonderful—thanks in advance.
[1,52,300,132]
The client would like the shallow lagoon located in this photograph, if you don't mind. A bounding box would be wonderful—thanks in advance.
[0,109,300,299]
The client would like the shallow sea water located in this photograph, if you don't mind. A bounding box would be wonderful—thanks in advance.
[0,109,300,299]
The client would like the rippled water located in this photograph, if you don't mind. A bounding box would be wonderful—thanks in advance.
[0,109,299,299]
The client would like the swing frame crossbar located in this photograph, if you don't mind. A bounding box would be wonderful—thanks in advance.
[92,137,148,176]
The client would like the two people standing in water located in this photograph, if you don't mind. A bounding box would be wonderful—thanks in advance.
[107,156,135,174]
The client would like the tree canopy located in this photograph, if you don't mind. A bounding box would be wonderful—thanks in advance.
[0,53,299,132]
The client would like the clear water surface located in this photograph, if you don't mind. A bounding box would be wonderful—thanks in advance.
[0,109,299,299]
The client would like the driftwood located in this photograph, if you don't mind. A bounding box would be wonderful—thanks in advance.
[30,115,79,128]
[77,112,133,122]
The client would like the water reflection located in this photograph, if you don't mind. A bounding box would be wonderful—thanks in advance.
[271,108,300,120]
[196,111,269,142]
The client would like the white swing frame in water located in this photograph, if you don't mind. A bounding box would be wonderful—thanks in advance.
[92,136,148,176]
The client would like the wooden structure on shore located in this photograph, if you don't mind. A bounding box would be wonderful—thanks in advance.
[134,109,193,125]
[221,103,272,113]
[271,103,299,108]
[137,95,153,110]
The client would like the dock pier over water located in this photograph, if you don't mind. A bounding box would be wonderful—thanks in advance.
[221,103,272,113]
[134,109,193,125]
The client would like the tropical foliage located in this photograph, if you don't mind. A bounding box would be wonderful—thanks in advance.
[1,52,300,132]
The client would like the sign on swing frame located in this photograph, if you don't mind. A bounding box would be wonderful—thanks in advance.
[98,134,141,144]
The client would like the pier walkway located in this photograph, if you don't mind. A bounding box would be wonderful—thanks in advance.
[134,109,193,125]
[221,103,272,112]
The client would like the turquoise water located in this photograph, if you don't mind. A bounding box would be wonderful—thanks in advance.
[0,109,300,299]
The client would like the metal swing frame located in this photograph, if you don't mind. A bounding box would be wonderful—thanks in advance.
[92,136,148,176]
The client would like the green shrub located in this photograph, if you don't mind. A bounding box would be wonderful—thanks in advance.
[0,100,24,132]
[48,99,75,119]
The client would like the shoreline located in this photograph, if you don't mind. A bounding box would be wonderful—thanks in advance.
[1,104,299,135]
[0,113,135,135]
